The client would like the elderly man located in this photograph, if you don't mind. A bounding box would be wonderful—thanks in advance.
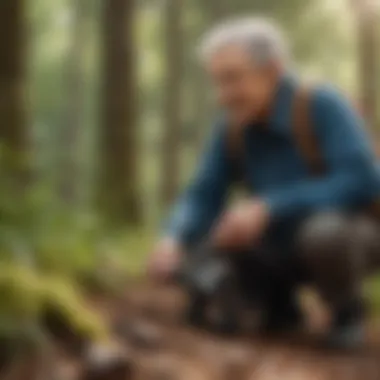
[148,18,380,348]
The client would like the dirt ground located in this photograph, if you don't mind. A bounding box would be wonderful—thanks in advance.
[2,282,380,380]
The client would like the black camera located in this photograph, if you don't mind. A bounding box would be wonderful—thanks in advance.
[180,246,242,335]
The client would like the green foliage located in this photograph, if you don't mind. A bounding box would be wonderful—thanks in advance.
[365,276,380,315]
[0,265,42,329]
[0,141,154,341]
[0,264,107,341]
[41,275,108,340]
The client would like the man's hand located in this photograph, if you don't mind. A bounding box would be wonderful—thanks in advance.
[147,238,183,282]
[212,199,270,250]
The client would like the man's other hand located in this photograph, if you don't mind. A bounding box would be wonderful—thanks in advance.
[212,199,270,250]
[147,238,183,282]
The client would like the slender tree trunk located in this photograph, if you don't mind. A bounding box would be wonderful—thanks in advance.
[195,0,230,144]
[59,0,88,203]
[161,0,184,207]
[100,0,141,225]
[354,1,379,132]
[190,2,218,152]
[0,0,29,187]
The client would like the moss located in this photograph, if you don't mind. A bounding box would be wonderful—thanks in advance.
[365,275,380,315]
[0,264,107,343]
[40,276,108,341]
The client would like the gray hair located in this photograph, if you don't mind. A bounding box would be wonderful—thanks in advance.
[199,17,290,67]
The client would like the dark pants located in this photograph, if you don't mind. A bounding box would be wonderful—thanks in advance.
[227,232,305,324]
[227,212,380,320]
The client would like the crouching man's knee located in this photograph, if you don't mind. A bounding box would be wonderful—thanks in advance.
[296,212,359,304]
[297,212,352,269]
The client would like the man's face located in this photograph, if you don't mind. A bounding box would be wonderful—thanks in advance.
[206,45,276,124]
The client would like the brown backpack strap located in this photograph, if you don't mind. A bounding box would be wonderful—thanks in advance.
[292,85,325,176]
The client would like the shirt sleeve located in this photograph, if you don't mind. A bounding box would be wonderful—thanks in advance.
[164,120,232,248]
[265,85,380,221]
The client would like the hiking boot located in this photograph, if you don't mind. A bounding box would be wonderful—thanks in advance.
[325,322,365,350]
[324,299,365,350]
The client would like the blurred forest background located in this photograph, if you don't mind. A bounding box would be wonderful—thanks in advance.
[0,0,379,345]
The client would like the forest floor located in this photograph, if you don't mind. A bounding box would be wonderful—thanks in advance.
[80,231,380,380]
[111,282,380,380]
[2,243,380,380]
[25,281,380,380]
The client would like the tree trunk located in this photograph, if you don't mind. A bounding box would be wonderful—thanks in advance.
[59,0,88,204]
[161,0,184,208]
[354,1,379,132]
[191,0,228,151]
[0,0,29,187]
[100,0,141,225]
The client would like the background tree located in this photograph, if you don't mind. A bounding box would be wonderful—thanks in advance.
[184,0,224,154]
[58,0,89,204]
[0,0,29,188]
[161,0,184,208]
[99,0,142,225]
[351,0,379,132]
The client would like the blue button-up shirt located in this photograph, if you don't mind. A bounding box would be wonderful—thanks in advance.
[166,76,380,250]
